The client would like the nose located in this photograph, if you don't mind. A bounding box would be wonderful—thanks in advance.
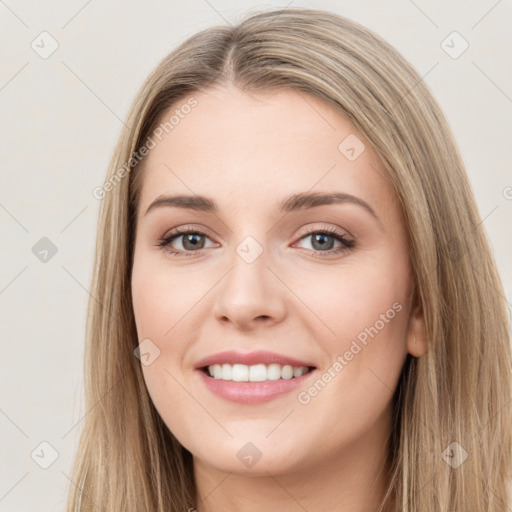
[212,244,287,331]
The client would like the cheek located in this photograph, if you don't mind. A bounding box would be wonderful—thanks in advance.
[131,262,199,444]
[289,262,410,446]
[131,250,214,432]
[295,251,411,386]
[131,248,200,342]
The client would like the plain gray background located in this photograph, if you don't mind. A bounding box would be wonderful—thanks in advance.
[1,1,511,510]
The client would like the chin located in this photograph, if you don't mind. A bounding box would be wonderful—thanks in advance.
[188,434,310,476]
[194,451,304,476]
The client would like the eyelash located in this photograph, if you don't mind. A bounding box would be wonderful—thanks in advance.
[156,225,355,258]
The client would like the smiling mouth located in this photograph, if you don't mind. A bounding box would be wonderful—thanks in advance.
[202,363,315,382]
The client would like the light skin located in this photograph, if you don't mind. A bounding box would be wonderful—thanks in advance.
[131,84,426,512]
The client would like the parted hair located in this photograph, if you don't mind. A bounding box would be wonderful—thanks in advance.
[66,7,512,511]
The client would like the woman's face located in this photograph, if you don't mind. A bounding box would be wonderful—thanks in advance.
[131,85,426,476]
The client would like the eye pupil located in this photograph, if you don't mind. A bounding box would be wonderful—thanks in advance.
[312,233,334,251]
[183,233,204,250]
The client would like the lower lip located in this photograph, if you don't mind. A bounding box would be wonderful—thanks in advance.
[196,369,316,404]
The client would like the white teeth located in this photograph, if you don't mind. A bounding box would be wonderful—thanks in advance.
[267,364,281,381]
[205,363,311,382]
[232,364,249,382]
[293,366,305,378]
[222,363,232,380]
[212,364,222,379]
[249,364,267,382]
[281,365,293,379]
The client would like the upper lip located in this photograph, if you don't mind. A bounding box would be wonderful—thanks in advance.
[194,350,316,369]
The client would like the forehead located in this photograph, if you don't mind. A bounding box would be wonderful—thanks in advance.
[137,85,396,219]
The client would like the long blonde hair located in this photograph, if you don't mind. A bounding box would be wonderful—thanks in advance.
[67,8,512,511]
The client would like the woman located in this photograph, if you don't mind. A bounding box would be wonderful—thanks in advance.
[67,7,512,512]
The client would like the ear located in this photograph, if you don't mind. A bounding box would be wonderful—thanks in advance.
[406,298,427,358]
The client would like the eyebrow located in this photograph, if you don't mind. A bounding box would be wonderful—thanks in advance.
[144,191,379,221]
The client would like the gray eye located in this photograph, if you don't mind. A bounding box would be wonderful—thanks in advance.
[297,232,341,252]
[179,233,207,251]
